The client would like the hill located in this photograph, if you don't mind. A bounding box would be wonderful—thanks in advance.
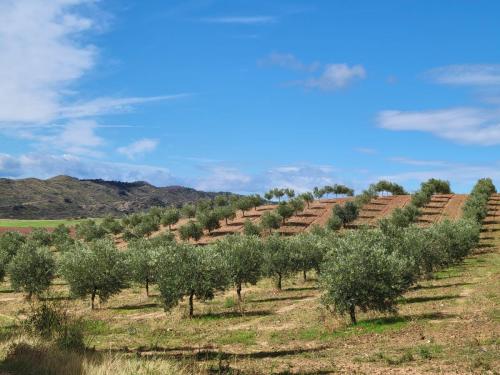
[0,175,231,219]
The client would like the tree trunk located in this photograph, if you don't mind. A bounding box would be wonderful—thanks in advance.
[91,289,96,310]
[242,210,245,217]
[145,278,149,297]
[189,291,194,318]
[236,282,242,303]
[27,291,32,301]
[303,269,307,282]
[225,218,228,225]
[349,304,357,324]
[276,273,282,290]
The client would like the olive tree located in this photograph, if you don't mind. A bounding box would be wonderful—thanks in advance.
[178,220,204,242]
[75,219,107,242]
[216,205,236,225]
[263,235,294,290]
[161,208,180,230]
[299,192,314,208]
[235,197,254,217]
[272,188,285,202]
[277,202,294,224]
[264,191,274,201]
[127,238,160,296]
[243,219,261,236]
[0,232,26,281]
[156,243,229,317]
[260,211,282,234]
[313,186,325,200]
[8,242,56,300]
[101,215,123,235]
[289,198,305,215]
[320,229,412,324]
[214,234,264,304]
[181,204,197,218]
[28,228,53,247]
[197,210,221,233]
[60,239,129,309]
[289,233,326,281]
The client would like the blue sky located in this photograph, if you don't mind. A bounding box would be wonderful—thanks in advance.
[1,0,500,194]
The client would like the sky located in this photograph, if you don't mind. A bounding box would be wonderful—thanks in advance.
[1,0,500,194]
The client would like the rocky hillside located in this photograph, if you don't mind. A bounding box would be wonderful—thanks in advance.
[0,176,231,219]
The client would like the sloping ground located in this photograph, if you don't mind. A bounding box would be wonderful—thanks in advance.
[348,195,412,228]
[417,194,467,226]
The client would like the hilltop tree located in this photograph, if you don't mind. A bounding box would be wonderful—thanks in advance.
[289,197,305,215]
[8,242,55,300]
[260,211,282,234]
[127,238,159,296]
[161,208,181,230]
[249,194,264,210]
[373,180,407,196]
[214,235,264,303]
[214,195,229,207]
[333,184,354,197]
[313,186,325,200]
[60,239,128,309]
[273,188,285,202]
[178,221,204,242]
[299,192,314,208]
[284,188,295,199]
[263,235,294,290]
[156,243,229,317]
[264,191,274,201]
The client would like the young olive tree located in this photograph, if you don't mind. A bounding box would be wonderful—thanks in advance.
[214,234,264,304]
[260,211,282,234]
[127,238,160,296]
[263,235,294,290]
[8,242,56,300]
[299,192,314,208]
[197,210,221,233]
[235,197,254,217]
[75,219,107,242]
[100,215,123,235]
[243,219,261,236]
[216,205,236,225]
[290,233,326,281]
[178,220,204,242]
[156,243,229,317]
[161,208,181,230]
[320,229,412,324]
[264,191,274,202]
[60,239,129,309]
[313,186,325,200]
[181,204,197,218]
[277,202,294,224]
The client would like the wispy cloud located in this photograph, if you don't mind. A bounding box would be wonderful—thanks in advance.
[377,107,500,145]
[258,53,320,72]
[202,16,276,25]
[259,53,366,91]
[388,157,447,167]
[426,64,500,86]
[117,139,159,160]
[354,147,377,155]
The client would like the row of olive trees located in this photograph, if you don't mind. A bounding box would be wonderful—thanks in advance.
[462,178,497,223]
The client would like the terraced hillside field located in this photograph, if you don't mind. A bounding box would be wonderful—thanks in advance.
[347,195,412,228]
[416,194,468,226]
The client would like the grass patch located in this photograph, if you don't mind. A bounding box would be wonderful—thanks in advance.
[83,319,110,336]
[216,330,256,345]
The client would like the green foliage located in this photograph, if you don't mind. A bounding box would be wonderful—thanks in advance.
[289,233,326,280]
[126,238,160,296]
[28,228,53,247]
[161,208,180,229]
[100,215,123,235]
[60,239,129,309]
[197,210,221,233]
[178,220,203,241]
[0,231,26,280]
[181,203,196,218]
[235,196,254,216]
[313,186,325,199]
[327,215,343,230]
[215,205,236,225]
[214,195,229,207]
[331,202,359,225]
[156,243,229,317]
[214,234,264,301]
[276,202,294,224]
[249,194,264,209]
[372,180,407,195]
[243,219,261,236]
[320,229,413,324]
[379,204,420,229]
[263,235,294,289]
[289,197,305,214]
[284,188,295,199]
[462,178,497,223]
[260,211,282,233]
[8,242,56,299]
[75,219,106,242]
[299,192,314,207]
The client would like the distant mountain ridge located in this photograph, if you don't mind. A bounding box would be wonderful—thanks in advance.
[0,175,232,219]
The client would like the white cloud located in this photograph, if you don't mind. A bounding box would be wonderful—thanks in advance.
[0,153,176,186]
[303,64,366,91]
[355,147,377,155]
[427,64,500,86]
[377,107,500,145]
[0,0,96,124]
[202,16,276,25]
[388,157,447,167]
[194,167,252,192]
[258,53,320,72]
[117,139,159,159]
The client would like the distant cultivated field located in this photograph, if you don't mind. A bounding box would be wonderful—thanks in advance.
[0,218,98,228]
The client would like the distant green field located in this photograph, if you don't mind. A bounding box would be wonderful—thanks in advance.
[0,219,98,228]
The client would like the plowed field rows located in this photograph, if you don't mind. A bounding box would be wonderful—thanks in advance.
[416,194,467,226]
